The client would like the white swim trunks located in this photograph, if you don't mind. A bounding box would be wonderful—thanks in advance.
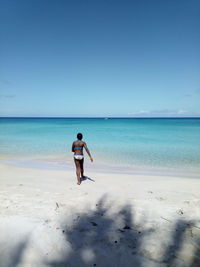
[74,155,84,160]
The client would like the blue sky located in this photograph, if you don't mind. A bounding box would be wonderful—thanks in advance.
[0,0,199,117]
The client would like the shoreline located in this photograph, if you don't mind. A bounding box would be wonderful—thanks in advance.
[1,155,200,179]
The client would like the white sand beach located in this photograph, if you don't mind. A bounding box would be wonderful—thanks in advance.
[0,162,200,267]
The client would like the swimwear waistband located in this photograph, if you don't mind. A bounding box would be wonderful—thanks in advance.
[74,155,84,160]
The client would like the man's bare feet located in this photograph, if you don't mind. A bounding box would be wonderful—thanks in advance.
[77,180,81,185]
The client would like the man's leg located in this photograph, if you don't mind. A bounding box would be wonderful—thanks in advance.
[80,158,84,178]
[74,159,81,184]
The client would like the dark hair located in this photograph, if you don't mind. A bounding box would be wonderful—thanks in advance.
[77,133,83,140]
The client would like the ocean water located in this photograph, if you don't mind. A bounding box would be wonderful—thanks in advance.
[0,118,200,175]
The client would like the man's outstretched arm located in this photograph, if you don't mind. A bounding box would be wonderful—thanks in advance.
[84,142,93,162]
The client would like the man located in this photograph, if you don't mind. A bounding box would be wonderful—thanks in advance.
[72,133,93,185]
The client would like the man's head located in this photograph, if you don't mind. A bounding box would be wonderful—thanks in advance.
[77,133,83,140]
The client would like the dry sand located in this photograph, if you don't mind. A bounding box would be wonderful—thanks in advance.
[0,162,200,267]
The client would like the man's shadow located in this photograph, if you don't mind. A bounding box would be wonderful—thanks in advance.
[81,176,95,182]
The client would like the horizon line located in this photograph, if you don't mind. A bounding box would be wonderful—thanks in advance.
[1,116,200,119]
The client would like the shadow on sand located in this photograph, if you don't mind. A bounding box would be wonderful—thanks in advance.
[81,176,95,183]
[1,196,200,267]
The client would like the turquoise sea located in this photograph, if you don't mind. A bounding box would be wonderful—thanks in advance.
[0,118,200,176]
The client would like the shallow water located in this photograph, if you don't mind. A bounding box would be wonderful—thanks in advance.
[0,117,200,175]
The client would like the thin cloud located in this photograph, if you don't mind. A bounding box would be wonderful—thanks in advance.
[184,94,192,97]
[128,109,198,117]
[151,109,175,115]
[0,79,11,85]
[183,89,200,97]
[128,110,153,116]
[177,109,188,115]
[184,89,200,96]
[0,94,16,98]
[134,110,150,115]
[152,109,188,115]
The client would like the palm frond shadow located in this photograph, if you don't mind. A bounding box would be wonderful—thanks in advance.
[162,220,197,265]
[48,197,147,267]
[190,238,200,266]
[47,196,200,267]
[1,196,199,267]
[0,237,28,267]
